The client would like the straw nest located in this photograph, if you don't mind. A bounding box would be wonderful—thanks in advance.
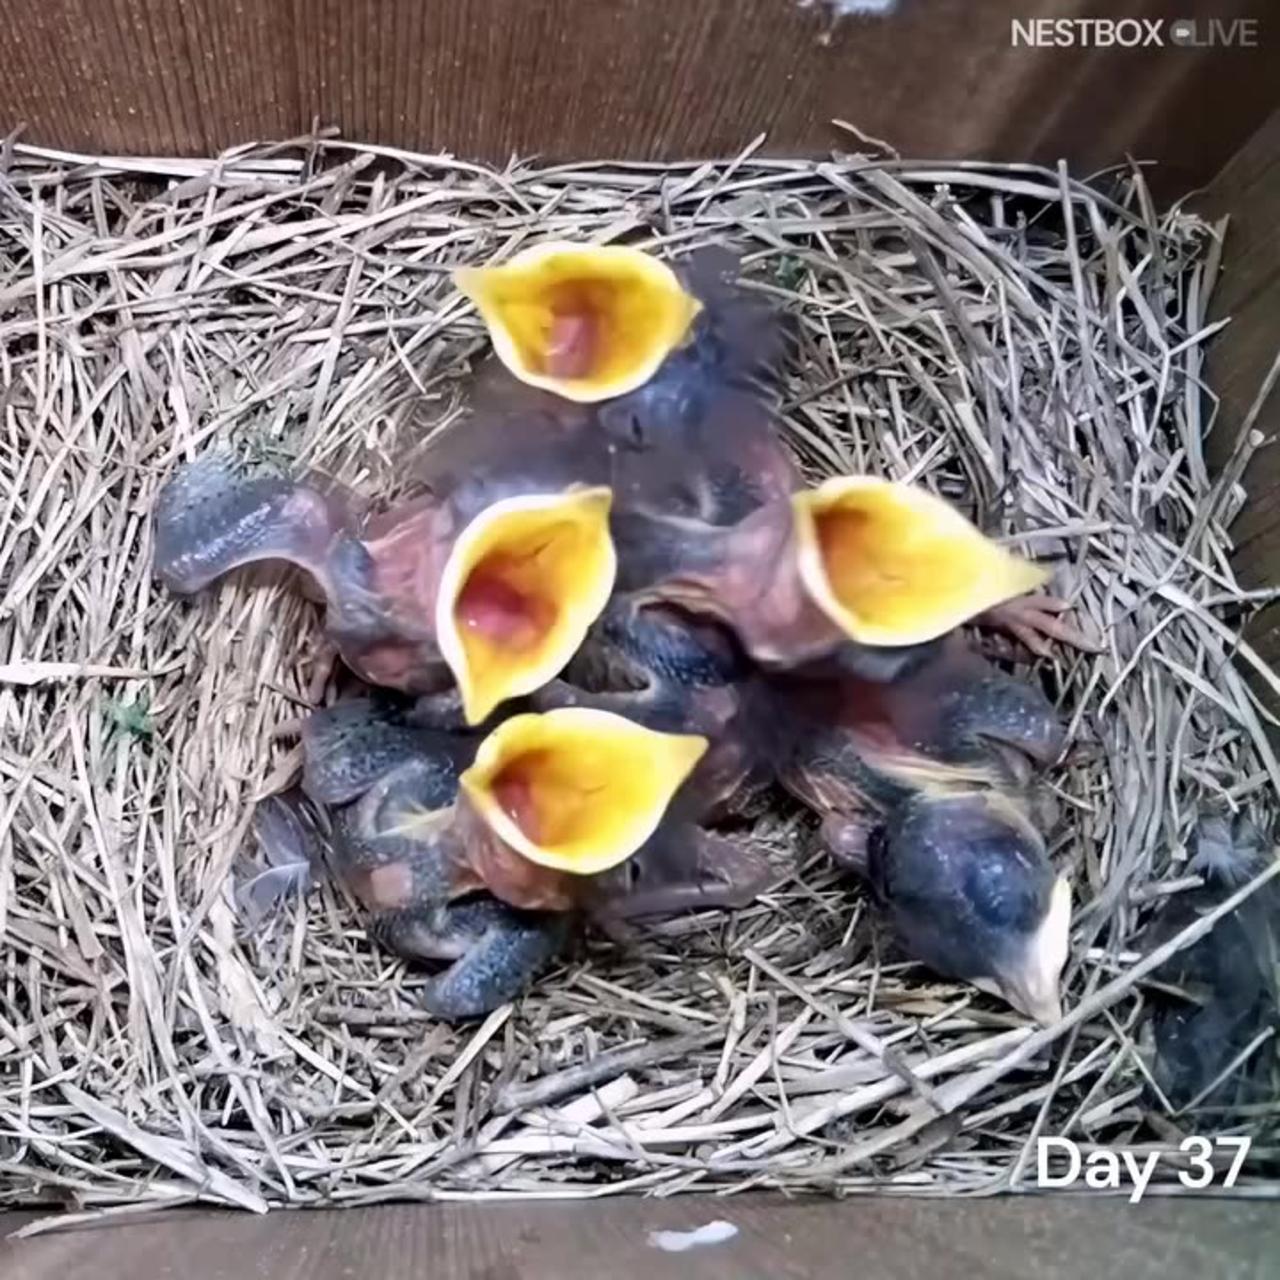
[2,132,1278,1222]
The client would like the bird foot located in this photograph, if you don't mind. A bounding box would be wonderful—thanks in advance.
[979,594,1101,658]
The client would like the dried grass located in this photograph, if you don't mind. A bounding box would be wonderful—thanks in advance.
[1,133,1278,1217]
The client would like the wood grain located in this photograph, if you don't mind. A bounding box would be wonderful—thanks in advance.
[3,1196,1279,1280]
[0,0,1276,198]
[1202,107,1280,669]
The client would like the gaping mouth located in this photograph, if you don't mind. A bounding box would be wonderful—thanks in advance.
[454,242,701,403]
[791,476,1048,647]
[436,488,617,724]
[459,708,707,875]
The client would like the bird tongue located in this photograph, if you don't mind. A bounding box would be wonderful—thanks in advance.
[545,311,598,379]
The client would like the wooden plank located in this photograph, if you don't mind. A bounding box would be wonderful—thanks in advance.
[3,1195,1279,1280]
[0,0,299,154]
[0,0,1275,192]
[1201,106,1280,677]
[1203,109,1280,475]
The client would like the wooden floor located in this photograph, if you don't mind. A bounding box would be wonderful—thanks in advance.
[3,1193,1278,1280]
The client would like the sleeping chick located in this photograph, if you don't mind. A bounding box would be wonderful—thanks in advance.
[773,634,1071,1023]
[1146,813,1278,1111]
[833,791,1070,1025]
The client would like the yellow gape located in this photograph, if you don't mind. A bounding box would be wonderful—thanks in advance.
[455,242,701,403]
[460,708,708,875]
[436,488,617,724]
[792,476,1048,647]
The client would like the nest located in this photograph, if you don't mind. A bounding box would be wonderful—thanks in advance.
[2,133,1278,1221]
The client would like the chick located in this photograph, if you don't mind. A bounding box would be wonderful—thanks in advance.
[1146,814,1278,1111]
[302,697,746,1018]
[774,635,1071,1024]
[153,452,615,724]
[445,243,796,527]
[615,474,1088,673]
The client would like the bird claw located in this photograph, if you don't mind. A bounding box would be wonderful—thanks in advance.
[980,594,1102,658]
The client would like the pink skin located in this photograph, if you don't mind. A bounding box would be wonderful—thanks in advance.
[978,595,1101,658]
[628,501,846,666]
[634,500,1098,669]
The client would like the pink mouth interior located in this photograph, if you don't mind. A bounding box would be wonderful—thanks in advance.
[490,765,543,842]
[543,309,598,379]
[455,572,545,649]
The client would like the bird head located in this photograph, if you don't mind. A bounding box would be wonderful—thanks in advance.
[436,487,617,724]
[791,476,1048,647]
[455,242,701,403]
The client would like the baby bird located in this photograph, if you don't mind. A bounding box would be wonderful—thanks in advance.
[154,453,615,724]
[330,755,570,1020]
[443,242,797,530]
[1146,813,1278,1111]
[301,696,762,1017]
[615,473,1090,675]
[774,634,1071,1024]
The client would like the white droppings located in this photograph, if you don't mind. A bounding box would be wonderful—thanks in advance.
[648,1220,740,1252]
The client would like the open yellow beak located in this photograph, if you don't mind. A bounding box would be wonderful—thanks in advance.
[436,488,617,724]
[791,476,1049,647]
[460,708,707,876]
[454,242,701,403]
